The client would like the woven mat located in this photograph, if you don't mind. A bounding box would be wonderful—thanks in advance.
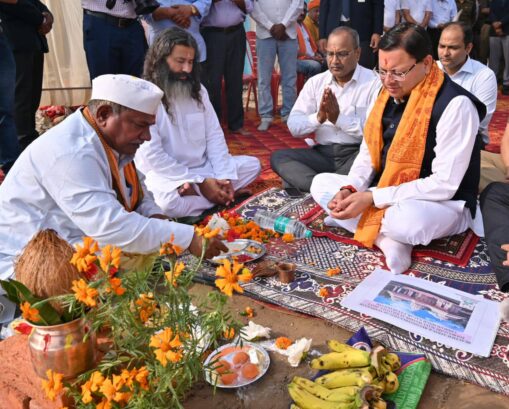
[193,187,509,395]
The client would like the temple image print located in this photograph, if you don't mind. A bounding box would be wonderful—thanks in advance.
[374,282,476,332]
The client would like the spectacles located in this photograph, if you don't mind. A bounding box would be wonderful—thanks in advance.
[373,63,417,81]
[325,50,355,60]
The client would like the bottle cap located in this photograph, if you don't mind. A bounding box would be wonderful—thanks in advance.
[304,230,312,238]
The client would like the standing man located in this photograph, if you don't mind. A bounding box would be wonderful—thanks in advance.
[437,22,497,145]
[0,0,20,177]
[318,0,384,69]
[455,0,477,27]
[271,27,378,193]
[427,0,457,59]
[401,0,432,28]
[489,0,509,95]
[81,0,152,79]
[310,23,485,274]
[251,0,303,131]
[0,0,52,151]
[201,0,252,133]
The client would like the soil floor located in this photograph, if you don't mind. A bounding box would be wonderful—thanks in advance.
[184,284,509,409]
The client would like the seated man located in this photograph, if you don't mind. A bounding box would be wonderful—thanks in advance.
[0,74,226,282]
[481,127,509,297]
[311,23,485,274]
[135,28,261,218]
[481,121,509,190]
[271,27,378,193]
[437,22,497,145]
[296,1,324,78]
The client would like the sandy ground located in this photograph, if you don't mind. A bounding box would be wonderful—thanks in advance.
[184,283,509,409]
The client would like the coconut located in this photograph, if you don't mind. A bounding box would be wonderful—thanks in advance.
[14,230,84,304]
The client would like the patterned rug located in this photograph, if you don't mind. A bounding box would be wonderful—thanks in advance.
[194,187,509,396]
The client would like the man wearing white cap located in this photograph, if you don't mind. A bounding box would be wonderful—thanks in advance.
[0,74,226,283]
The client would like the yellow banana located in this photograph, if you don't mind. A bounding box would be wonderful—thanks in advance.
[384,372,399,394]
[327,340,360,353]
[288,383,358,409]
[311,350,371,370]
[383,353,401,371]
[371,398,388,409]
[291,377,359,402]
[314,367,374,388]
[290,405,303,409]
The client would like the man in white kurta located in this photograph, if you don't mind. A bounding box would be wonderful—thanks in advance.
[0,74,225,284]
[310,24,484,275]
[270,27,379,193]
[135,27,261,218]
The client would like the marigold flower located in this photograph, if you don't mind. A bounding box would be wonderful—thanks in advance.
[275,336,293,350]
[223,327,235,340]
[133,366,149,391]
[41,369,64,401]
[107,277,126,296]
[150,328,184,367]
[70,236,99,274]
[241,306,254,318]
[72,279,99,307]
[160,234,183,256]
[135,293,156,323]
[99,245,121,273]
[215,259,253,297]
[81,370,104,404]
[99,377,116,402]
[165,261,185,287]
[318,287,329,297]
[20,301,41,323]
[282,233,295,243]
[195,226,221,239]
[96,398,112,409]
[326,267,341,277]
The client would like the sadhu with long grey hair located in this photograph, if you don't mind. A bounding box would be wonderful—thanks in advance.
[135,27,261,218]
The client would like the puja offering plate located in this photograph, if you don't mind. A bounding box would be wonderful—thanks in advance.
[203,342,270,388]
[210,239,266,264]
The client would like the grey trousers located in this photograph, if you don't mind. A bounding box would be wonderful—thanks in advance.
[270,143,360,192]
[489,35,509,86]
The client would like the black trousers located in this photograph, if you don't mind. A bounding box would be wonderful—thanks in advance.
[202,25,246,131]
[270,143,360,192]
[427,27,441,61]
[359,39,377,69]
[480,182,509,292]
[14,51,44,150]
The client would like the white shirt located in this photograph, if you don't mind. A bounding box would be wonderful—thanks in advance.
[384,0,401,28]
[135,86,239,194]
[250,0,303,40]
[437,58,498,143]
[344,95,480,209]
[0,110,194,284]
[429,0,457,27]
[287,66,380,145]
[81,0,137,19]
[401,0,432,25]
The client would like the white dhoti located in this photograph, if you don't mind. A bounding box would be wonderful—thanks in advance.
[146,155,261,218]
[310,173,482,273]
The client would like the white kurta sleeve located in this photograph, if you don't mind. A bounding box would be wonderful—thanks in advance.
[44,151,195,253]
[344,138,377,192]
[473,69,498,137]
[372,96,479,208]
[135,171,165,217]
[287,79,322,137]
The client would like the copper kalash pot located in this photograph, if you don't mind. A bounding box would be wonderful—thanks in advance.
[29,317,96,379]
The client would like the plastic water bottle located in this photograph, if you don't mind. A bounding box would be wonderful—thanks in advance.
[253,210,312,239]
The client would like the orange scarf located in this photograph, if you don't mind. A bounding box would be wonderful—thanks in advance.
[303,15,319,44]
[297,23,318,60]
[82,107,143,212]
[354,62,444,248]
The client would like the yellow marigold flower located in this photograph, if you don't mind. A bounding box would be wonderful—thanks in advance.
[326,267,341,277]
[99,377,116,402]
[149,328,184,367]
[165,261,185,287]
[215,259,253,297]
[243,306,254,318]
[318,287,329,297]
[90,371,105,392]
[81,380,93,404]
[134,366,149,391]
[223,327,235,340]
[275,336,293,350]
[20,301,41,323]
[96,398,112,409]
[72,279,99,307]
[282,233,295,243]
[160,234,183,256]
[98,245,121,272]
[195,225,221,238]
[70,236,99,273]
[107,277,126,296]
[135,293,156,323]
[41,369,64,401]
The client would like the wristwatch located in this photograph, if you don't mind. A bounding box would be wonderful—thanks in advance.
[190,5,199,16]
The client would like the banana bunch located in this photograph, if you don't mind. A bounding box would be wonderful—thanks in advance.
[287,340,402,409]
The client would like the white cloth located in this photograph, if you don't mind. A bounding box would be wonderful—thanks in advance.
[299,23,314,58]
[287,66,380,145]
[401,0,432,25]
[437,58,498,143]
[384,0,401,28]
[429,0,457,28]
[91,75,164,115]
[134,87,261,218]
[309,94,484,239]
[0,110,195,284]
[81,0,137,19]
[250,0,303,40]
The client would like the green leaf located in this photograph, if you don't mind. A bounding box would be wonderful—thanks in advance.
[0,279,21,304]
